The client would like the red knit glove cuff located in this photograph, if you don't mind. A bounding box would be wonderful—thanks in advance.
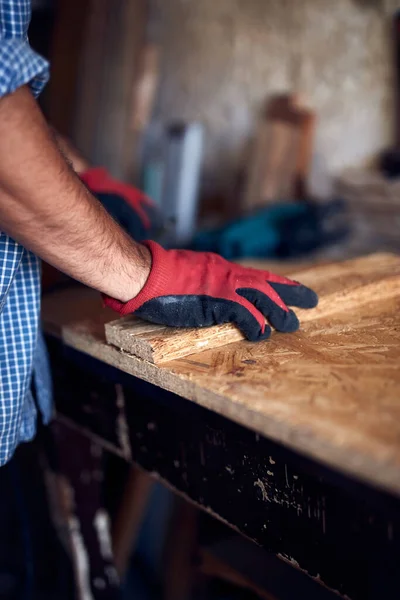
[103,241,171,315]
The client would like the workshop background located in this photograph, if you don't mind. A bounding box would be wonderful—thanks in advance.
[18,0,400,599]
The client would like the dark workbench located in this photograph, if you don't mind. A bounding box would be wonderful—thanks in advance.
[42,252,400,600]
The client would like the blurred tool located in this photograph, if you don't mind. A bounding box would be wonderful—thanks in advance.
[141,124,165,207]
[162,122,204,246]
[193,199,349,260]
[143,122,204,247]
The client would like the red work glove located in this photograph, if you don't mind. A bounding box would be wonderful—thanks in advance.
[80,167,159,230]
[104,241,318,341]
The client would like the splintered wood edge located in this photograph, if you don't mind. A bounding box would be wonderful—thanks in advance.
[105,317,245,364]
[105,319,158,363]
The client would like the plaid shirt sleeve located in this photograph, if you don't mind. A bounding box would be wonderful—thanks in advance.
[0,0,52,466]
[0,0,49,98]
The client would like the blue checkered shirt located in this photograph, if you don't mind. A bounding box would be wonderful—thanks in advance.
[0,0,52,466]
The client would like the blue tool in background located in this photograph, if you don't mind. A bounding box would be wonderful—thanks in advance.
[192,199,349,260]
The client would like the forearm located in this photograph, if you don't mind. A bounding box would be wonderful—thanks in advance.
[0,86,150,301]
[53,130,90,174]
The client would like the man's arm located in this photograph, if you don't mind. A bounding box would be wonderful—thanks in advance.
[0,85,150,301]
[53,129,163,237]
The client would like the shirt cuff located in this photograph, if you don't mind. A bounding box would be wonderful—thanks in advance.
[0,37,49,99]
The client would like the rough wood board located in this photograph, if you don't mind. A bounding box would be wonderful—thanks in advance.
[103,258,318,364]
[105,252,400,364]
[105,318,245,364]
[42,253,400,497]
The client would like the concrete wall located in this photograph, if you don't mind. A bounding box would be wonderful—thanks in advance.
[149,0,398,199]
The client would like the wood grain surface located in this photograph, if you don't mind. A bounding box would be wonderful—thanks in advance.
[105,317,245,364]
[42,252,400,496]
[105,252,400,364]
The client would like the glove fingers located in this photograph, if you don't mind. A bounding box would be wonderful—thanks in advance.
[230,297,272,341]
[267,282,318,309]
[133,295,271,342]
[237,288,299,333]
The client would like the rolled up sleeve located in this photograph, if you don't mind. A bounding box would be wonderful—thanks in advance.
[0,36,49,99]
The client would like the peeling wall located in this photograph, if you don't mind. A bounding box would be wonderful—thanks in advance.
[150,0,398,198]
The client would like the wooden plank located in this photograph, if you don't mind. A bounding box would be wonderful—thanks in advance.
[104,252,400,364]
[105,318,244,364]
[42,253,400,496]
[72,0,109,159]
[242,94,315,210]
[72,0,148,180]
[46,0,91,136]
